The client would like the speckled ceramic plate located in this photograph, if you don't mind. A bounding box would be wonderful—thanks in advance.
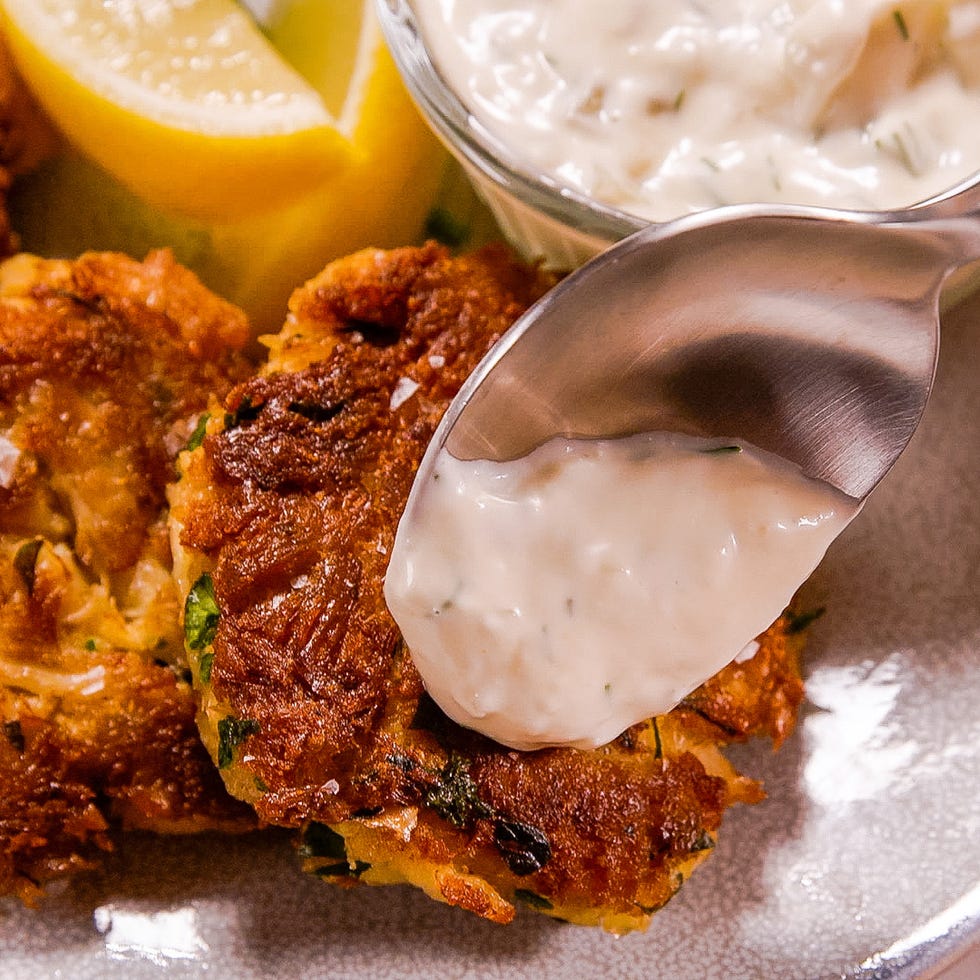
[2,285,979,980]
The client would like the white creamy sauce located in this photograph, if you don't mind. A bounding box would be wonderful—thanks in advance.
[384,433,859,750]
[413,0,980,219]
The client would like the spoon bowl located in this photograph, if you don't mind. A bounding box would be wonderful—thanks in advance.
[436,173,980,501]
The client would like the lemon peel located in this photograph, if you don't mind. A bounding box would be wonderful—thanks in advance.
[7,0,450,332]
[0,0,355,221]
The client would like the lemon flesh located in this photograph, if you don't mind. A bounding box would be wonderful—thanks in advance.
[0,0,354,221]
[6,1,450,332]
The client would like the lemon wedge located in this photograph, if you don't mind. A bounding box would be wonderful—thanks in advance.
[6,1,450,332]
[0,0,355,221]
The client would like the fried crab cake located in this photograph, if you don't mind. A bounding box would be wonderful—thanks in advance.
[170,243,807,933]
[0,249,256,905]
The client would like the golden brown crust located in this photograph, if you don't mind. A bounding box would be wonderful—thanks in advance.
[0,250,255,904]
[172,243,807,931]
[0,549,254,905]
[677,617,805,748]
[0,250,251,576]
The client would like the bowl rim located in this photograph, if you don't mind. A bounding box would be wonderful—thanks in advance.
[374,0,651,245]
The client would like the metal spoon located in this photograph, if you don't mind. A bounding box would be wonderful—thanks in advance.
[427,172,980,502]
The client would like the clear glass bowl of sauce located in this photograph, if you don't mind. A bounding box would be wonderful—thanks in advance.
[375,0,643,268]
[376,0,980,275]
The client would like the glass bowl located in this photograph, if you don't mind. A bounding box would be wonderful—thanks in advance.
[374,0,645,269]
[376,0,980,302]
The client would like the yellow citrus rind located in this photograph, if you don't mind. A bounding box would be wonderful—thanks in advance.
[0,0,355,221]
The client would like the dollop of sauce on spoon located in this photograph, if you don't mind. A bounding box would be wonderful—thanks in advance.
[385,433,859,751]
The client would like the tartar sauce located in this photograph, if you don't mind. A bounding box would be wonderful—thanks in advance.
[413,0,980,219]
[384,434,858,751]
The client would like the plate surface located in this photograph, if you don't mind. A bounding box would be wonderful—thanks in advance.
[2,285,979,980]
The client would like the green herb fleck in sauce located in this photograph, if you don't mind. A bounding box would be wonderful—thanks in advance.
[893,9,910,41]
[701,444,743,455]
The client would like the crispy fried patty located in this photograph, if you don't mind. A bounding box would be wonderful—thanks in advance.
[0,250,256,904]
[170,243,806,932]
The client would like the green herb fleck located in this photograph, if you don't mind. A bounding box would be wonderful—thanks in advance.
[425,753,493,829]
[198,651,215,684]
[875,129,919,177]
[4,720,25,753]
[13,538,43,595]
[494,818,552,876]
[673,89,686,112]
[514,889,553,911]
[300,821,347,860]
[691,829,715,852]
[785,605,826,634]
[893,8,909,40]
[184,573,220,651]
[424,207,470,248]
[84,638,97,652]
[413,753,553,874]
[185,412,210,452]
[300,823,370,878]
[216,716,260,769]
